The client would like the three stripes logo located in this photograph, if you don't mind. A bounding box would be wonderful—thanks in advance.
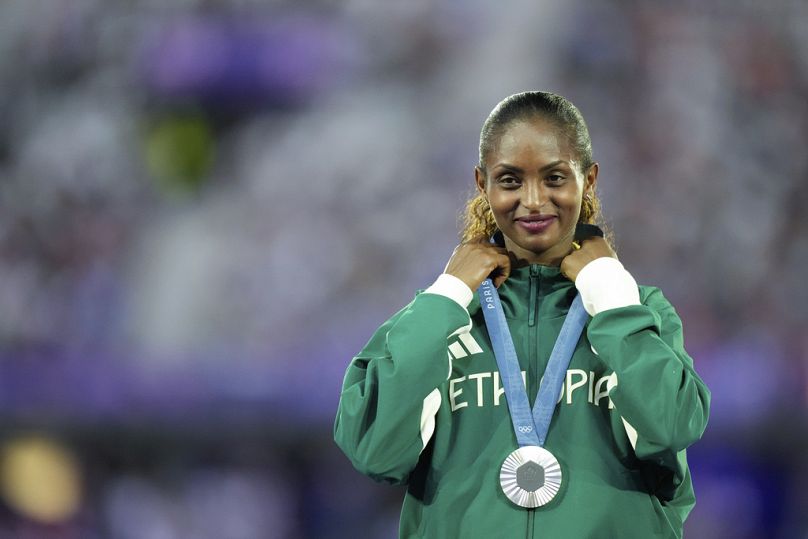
[448,333,484,360]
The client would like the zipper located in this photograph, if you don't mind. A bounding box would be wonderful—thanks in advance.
[528,265,540,327]
[527,265,540,406]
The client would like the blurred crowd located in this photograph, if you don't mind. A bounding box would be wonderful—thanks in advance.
[0,0,806,537]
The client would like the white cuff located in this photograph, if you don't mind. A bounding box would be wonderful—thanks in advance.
[574,257,640,316]
[424,274,473,309]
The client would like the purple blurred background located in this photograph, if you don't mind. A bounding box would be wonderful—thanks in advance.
[0,0,806,537]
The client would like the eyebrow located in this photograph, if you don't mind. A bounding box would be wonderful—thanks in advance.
[492,160,570,173]
[539,160,570,171]
[492,163,524,173]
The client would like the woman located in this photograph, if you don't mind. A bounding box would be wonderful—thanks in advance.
[334,91,710,538]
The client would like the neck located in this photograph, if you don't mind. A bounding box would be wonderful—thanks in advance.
[503,238,573,267]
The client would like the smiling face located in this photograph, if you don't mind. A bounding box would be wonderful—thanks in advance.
[475,116,598,266]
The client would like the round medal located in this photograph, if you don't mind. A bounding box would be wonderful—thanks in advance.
[499,446,562,508]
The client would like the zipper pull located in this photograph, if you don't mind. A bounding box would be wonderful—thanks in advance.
[528,266,539,326]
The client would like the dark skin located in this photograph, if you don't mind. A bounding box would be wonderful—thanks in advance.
[445,117,617,290]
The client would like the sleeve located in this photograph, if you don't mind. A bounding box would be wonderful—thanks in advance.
[333,276,473,485]
[585,287,711,481]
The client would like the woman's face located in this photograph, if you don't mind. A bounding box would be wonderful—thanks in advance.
[476,117,597,266]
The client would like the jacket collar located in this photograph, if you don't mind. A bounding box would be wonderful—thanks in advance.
[467,263,574,317]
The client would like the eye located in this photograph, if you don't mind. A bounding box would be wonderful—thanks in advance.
[497,175,521,188]
[546,174,565,185]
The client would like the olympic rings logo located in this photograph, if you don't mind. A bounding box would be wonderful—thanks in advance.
[517,426,533,433]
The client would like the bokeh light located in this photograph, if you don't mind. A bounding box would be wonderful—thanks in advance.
[145,114,215,195]
[0,436,82,524]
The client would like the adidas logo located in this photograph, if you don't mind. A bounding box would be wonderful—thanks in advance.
[448,333,484,360]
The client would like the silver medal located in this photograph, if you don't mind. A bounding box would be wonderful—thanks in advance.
[499,446,562,508]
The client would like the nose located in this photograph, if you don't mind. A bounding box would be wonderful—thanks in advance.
[522,179,546,210]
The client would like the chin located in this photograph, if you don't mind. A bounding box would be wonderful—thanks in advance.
[513,237,558,257]
[514,232,557,248]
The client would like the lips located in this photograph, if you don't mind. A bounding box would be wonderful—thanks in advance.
[514,214,556,233]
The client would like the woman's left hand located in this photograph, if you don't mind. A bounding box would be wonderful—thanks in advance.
[560,236,618,282]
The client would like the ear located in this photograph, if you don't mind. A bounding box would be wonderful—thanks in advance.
[474,166,486,194]
[584,162,599,196]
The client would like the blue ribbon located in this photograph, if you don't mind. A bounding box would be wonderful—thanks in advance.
[478,278,589,447]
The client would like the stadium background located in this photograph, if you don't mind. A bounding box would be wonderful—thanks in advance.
[0,0,806,537]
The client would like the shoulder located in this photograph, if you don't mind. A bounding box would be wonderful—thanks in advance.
[638,284,675,306]
[637,284,684,331]
[638,284,665,305]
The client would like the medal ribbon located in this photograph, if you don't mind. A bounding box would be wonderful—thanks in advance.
[478,278,588,447]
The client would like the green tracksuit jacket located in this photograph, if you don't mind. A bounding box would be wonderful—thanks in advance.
[335,264,710,538]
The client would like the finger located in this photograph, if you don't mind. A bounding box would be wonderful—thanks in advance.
[578,236,603,246]
[580,236,612,251]
[492,253,511,287]
[560,258,578,278]
[579,236,617,258]
[498,252,512,275]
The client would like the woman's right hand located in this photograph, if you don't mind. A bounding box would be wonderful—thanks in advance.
[443,240,512,290]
